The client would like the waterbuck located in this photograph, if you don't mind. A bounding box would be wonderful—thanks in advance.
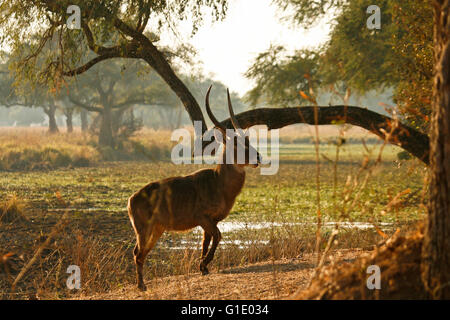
[127,86,262,291]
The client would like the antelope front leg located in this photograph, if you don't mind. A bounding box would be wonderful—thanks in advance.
[201,231,212,259]
[199,219,221,275]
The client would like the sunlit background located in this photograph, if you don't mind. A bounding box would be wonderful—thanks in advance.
[179,0,331,96]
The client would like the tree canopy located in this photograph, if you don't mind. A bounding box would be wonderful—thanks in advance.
[0,0,229,132]
[246,0,433,132]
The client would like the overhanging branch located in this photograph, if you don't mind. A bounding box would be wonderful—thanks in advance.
[215,106,430,165]
[68,95,102,113]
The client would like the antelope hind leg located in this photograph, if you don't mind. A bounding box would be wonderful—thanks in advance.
[134,224,164,291]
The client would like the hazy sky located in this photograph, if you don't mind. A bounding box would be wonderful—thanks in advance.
[178,0,332,97]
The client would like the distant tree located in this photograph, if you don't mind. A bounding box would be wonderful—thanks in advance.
[67,59,174,147]
[43,99,60,133]
[0,60,61,133]
[80,108,89,132]
[62,103,75,133]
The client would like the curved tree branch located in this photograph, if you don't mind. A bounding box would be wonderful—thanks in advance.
[68,95,102,113]
[111,98,151,109]
[62,54,119,77]
[110,16,208,132]
[214,106,430,165]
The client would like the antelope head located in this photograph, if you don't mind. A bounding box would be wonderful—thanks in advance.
[205,85,262,168]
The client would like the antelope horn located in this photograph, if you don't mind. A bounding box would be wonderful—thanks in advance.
[205,85,226,133]
[227,88,244,135]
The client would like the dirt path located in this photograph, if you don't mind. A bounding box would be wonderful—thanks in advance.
[76,249,367,300]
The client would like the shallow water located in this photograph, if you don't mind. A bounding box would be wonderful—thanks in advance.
[215,221,392,233]
[162,220,393,250]
[163,238,270,250]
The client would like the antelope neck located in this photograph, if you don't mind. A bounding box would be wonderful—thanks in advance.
[215,163,246,194]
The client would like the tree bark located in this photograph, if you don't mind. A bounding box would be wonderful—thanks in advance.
[140,50,207,133]
[421,0,450,299]
[214,106,430,165]
[111,107,129,135]
[99,107,114,148]
[65,109,74,133]
[80,109,89,132]
[43,103,59,134]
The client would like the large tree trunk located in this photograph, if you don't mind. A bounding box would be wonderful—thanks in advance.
[292,0,448,300]
[89,113,101,133]
[111,107,128,136]
[135,36,207,133]
[80,109,89,132]
[421,0,450,299]
[43,103,59,134]
[99,107,114,148]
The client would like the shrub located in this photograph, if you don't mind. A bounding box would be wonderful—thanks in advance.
[293,137,313,144]
[98,146,116,161]
[130,141,153,160]
[0,195,28,224]
[72,156,91,167]
[53,152,72,167]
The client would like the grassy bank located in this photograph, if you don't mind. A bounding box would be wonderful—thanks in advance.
[0,127,173,171]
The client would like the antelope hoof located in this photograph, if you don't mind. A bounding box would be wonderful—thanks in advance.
[200,263,209,275]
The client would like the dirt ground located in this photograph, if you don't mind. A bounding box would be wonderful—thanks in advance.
[74,249,367,300]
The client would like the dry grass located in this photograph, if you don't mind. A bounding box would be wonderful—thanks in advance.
[0,194,28,224]
[0,128,97,171]
[0,209,407,299]
[0,127,96,156]
[0,125,426,299]
[33,232,133,299]
[0,124,385,170]
[0,127,173,171]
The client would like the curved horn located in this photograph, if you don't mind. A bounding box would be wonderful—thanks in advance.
[205,85,226,133]
[227,88,243,131]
